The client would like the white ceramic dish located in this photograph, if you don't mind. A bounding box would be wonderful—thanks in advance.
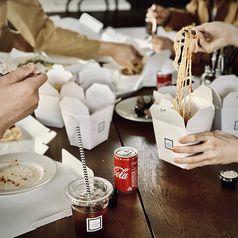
[0,152,57,195]
[115,96,152,122]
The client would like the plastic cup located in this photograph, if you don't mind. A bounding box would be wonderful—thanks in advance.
[219,169,238,190]
[65,177,113,238]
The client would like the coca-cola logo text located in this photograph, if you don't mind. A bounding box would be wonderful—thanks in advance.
[114,166,130,180]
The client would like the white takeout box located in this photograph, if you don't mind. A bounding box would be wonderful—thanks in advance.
[210,75,238,136]
[59,83,116,150]
[103,50,175,97]
[0,115,57,155]
[53,13,103,40]
[150,85,215,169]
[34,65,75,128]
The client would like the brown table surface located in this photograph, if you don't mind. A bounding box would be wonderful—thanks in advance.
[17,87,238,238]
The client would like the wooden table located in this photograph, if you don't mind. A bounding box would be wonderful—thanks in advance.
[18,87,238,238]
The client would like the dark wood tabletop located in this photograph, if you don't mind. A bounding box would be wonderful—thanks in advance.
[17,87,238,238]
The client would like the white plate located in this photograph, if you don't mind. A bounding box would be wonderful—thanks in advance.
[115,96,152,122]
[0,152,57,195]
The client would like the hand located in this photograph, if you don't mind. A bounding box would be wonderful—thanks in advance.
[194,22,238,53]
[172,130,238,170]
[0,63,47,138]
[12,33,34,52]
[147,4,170,25]
[151,35,174,55]
[112,43,142,66]
[98,42,142,66]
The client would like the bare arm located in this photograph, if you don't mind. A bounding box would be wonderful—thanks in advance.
[98,42,142,66]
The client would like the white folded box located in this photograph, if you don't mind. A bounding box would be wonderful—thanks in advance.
[103,50,175,97]
[34,65,75,128]
[0,115,56,156]
[210,75,238,136]
[59,83,116,150]
[150,85,215,169]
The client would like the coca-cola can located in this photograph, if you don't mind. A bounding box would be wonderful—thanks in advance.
[156,70,172,90]
[114,147,138,193]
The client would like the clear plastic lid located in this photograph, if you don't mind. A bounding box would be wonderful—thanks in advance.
[219,169,238,182]
[64,177,113,206]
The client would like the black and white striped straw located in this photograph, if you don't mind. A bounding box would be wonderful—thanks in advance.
[76,126,91,196]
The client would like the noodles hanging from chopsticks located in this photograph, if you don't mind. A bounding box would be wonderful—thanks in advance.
[173,26,198,123]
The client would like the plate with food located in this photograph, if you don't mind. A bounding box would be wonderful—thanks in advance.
[115,95,154,122]
[0,152,57,195]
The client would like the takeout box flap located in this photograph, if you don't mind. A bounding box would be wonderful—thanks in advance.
[16,115,57,155]
[210,74,238,100]
[34,95,64,128]
[60,81,85,103]
[60,96,89,117]
[186,105,214,133]
[153,90,174,105]
[79,13,103,34]
[39,82,59,97]
[62,149,94,178]
[85,83,116,114]
[79,62,111,85]
[192,85,213,102]
[47,64,74,87]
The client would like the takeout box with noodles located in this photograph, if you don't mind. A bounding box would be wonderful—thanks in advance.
[150,85,215,169]
[103,50,175,95]
[59,83,116,150]
[209,75,238,137]
[34,64,75,128]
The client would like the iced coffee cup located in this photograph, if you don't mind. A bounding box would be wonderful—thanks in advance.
[65,177,113,238]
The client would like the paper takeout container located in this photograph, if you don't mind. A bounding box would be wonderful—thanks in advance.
[0,115,56,156]
[34,65,75,128]
[210,75,238,136]
[150,85,215,169]
[59,83,116,150]
[103,50,175,97]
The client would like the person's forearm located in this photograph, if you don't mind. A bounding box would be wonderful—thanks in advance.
[7,0,101,60]
[97,42,114,57]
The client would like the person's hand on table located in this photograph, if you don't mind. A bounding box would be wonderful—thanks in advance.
[172,130,238,170]
[192,21,238,53]
[98,42,142,66]
[0,63,47,138]
[147,4,170,25]
[151,35,175,56]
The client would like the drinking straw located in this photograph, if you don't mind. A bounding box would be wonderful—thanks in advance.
[76,126,91,196]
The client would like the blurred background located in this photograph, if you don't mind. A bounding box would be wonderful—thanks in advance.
[39,0,190,28]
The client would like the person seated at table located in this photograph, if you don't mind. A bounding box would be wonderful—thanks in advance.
[147,0,238,76]
[0,0,47,139]
[0,0,142,67]
[172,21,238,170]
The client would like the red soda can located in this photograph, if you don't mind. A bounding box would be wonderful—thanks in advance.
[156,70,172,90]
[114,147,138,192]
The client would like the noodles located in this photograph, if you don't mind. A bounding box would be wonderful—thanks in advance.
[173,26,198,122]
